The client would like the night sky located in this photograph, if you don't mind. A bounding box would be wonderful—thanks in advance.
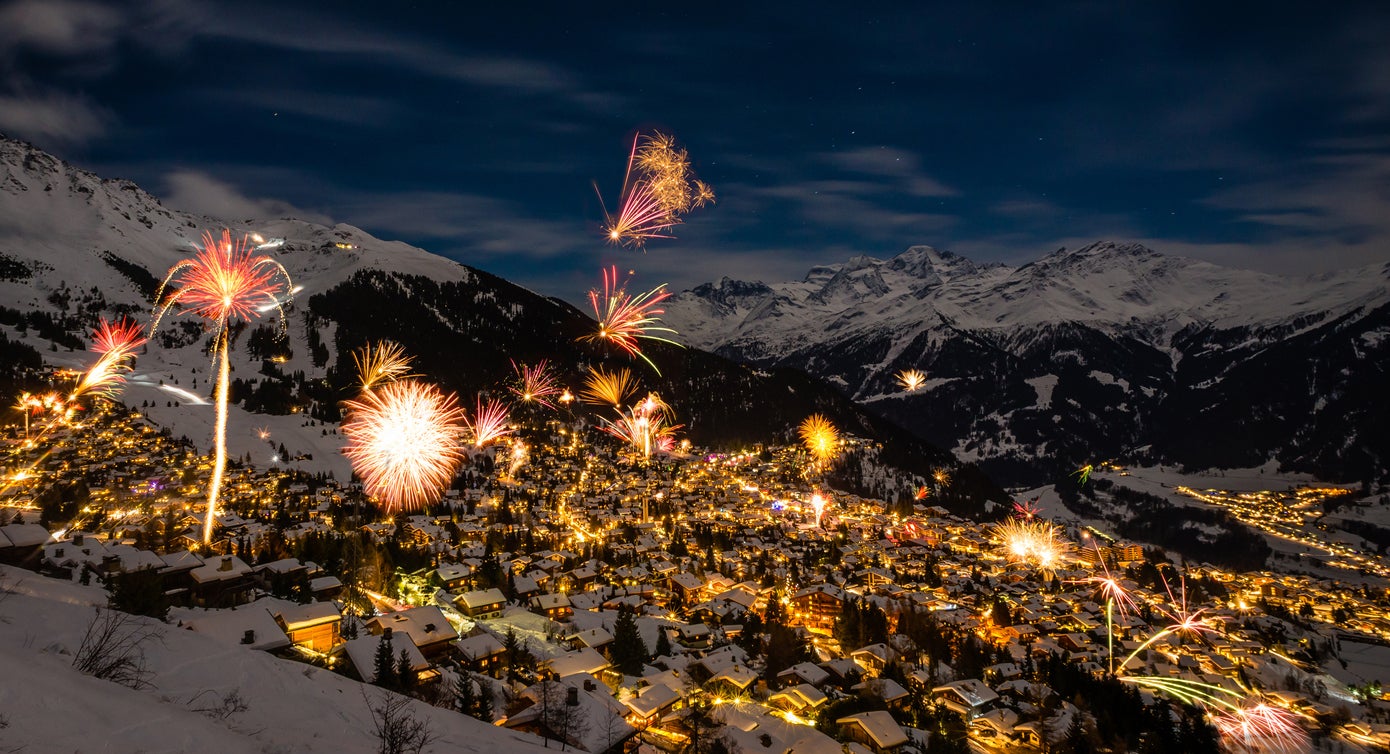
[2,0,1388,300]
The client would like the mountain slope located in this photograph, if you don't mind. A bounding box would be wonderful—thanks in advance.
[664,243,1390,485]
[0,134,1007,512]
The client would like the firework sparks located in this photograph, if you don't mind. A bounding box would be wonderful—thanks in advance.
[1070,540,1139,675]
[599,131,714,248]
[354,341,414,391]
[580,366,637,408]
[255,427,271,441]
[933,467,952,487]
[510,359,562,408]
[798,414,839,470]
[599,392,682,459]
[897,369,927,392]
[913,486,930,500]
[581,266,680,374]
[994,518,1072,573]
[507,440,529,477]
[1212,704,1309,754]
[1074,463,1094,484]
[1012,497,1042,519]
[341,379,467,512]
[71,318,146,401]
[464,396,515,448]
[809,491,829,527]
[151,229,293,544]
[1118,575,1225,674]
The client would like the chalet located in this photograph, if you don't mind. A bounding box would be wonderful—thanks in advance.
[836,710,909,753]
[456,632,507,674]
[530,592,572,621]
[768,683,828,715]
[932,679,999,719]
[433,564,471,592]
[623,682,684,726]
[456,588,507,620]
[274,602,342,653]
[791,583,846,631]
[0,523,50,565]
[546,648,611,679]
[188,555,255,607]
[366,606,459,661]
[777,661,831,688]
[707,664,758,697]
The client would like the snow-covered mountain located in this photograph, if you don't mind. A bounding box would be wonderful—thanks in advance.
[0,134,1008,510]
[665,244,1390,485]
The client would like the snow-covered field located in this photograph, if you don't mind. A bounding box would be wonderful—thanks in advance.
[0,565,548,753]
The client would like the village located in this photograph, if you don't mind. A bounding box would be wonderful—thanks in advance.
[2,401,1389,754]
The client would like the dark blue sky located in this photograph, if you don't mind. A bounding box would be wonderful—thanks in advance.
[2,0,1388,298]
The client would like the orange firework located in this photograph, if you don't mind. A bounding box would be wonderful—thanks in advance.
[993,518,1072,573]
[599,392,682,459]
[598,131,714,248]
[354,341,414,391]
[809,491,829,527]
[72,317,146,401]
[580,366,637,408]
[897,369,926,392]
[510,359,562,409]
[341,379,467,512]
[581,266,680,374]
[151,229,294,544]
[798,414,839,469]
[464,396,515,448]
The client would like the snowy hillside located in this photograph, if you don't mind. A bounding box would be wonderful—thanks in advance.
[0,134,492,480]
[0,564,549,753]
[666,244,1390,484]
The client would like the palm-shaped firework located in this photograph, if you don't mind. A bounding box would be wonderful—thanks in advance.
[151,229,294,544]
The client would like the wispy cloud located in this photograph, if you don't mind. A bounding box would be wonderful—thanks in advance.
[820,146,957,197]
[0,88,108,146]
[161,170,333,225]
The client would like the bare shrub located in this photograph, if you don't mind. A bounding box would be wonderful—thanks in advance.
[71,607,159,689]
[367,690,435,754]
[189,688,250,721]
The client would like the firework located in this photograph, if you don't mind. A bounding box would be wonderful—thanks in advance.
[255,427,271,441]
[798,414,839,469]
[464,396,515,448]
[1070,541,1140,674]
[507,440,529,477]
[1074,464,1094,484]
[809,491,829,527]
[354,341,414,391]
[599,131,714,248]
[1212,704,1309,754]
[1118,575,1225,674]
[152,229,293,544]
[341,379,467,512]
[600,393,682,459]
[913,486,930,501]
[1012,497,1042,519]
[581,366,637,408]
[71,318,146,401]
[510,359,562,408]
[581,266,680,374]
[933,467,952,487]
[897,369,927,392]
[994,518,1072,573]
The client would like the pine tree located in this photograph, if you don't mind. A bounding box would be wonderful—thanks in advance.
[373,629,398,689]
[610,607,649,676]
[397,647,417,694]
[654,627,673,659]
[454,671,477,715]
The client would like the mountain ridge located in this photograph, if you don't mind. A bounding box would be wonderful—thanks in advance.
[664,242,1390,485]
